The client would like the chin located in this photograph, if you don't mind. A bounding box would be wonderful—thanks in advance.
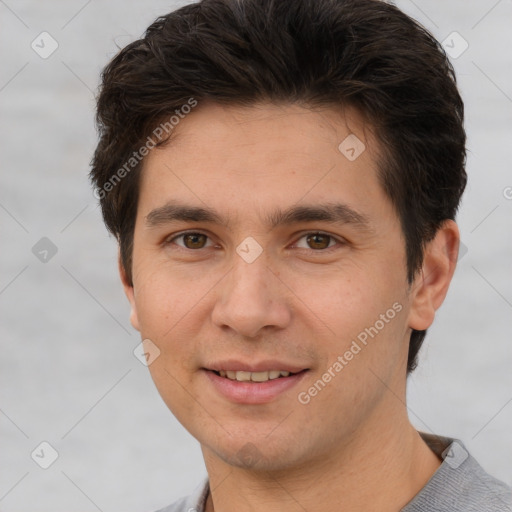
[202,432,311,473]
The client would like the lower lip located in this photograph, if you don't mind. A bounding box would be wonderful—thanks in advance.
[202,369,308,404]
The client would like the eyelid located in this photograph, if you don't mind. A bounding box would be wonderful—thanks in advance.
[291,231,345,251]
[164,229,345,251]
[164,230,216,248]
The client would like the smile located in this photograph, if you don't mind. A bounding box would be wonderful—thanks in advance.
[204,368,309,404]
[213,370,297,382]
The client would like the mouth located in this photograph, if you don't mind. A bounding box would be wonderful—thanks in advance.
[210,369,306,382]
[202,366,310,404]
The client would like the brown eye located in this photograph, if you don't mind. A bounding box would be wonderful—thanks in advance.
[182,233,208,249]
[183,233,208,249]
[306,233,332,250]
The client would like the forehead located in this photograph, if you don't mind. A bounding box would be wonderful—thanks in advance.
[137,102,392,228]
[153,101,377,162]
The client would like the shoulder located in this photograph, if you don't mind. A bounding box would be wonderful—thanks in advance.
[404,436,512,512]
[153,478,209,512]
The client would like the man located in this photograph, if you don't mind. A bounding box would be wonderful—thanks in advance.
[90,0,511,510]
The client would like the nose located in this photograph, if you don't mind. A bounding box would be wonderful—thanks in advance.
[211,252,292,338]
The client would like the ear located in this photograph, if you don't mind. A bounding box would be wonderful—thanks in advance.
[408,220,460,331]
[119,251,140,332]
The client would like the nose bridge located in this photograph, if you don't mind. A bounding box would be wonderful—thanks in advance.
[228,249,272,305]
[212,247,290,336]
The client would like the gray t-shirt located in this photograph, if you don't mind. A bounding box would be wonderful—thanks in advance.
[155,433,512,512]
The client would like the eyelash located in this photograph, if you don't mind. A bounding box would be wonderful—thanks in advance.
[164,230,345,253]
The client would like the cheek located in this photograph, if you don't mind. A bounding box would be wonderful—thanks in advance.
[131,260,222,371]
[132,266,205,415]
[298,263,408,367]
[132,269,185,366]
[133,257,204,333]
[297,276,408,429]
[293,268,381,332]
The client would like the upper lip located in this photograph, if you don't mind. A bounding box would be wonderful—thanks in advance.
[204,360,308,373]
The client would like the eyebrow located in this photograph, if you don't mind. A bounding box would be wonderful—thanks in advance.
[145,201,372,232]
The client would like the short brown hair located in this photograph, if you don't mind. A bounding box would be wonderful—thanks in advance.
[90,0,467,373]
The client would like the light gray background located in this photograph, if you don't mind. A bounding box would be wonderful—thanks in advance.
[1,1,511,510]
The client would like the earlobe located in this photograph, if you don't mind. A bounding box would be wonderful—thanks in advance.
[118,253,140,332]
[407,220,460,331]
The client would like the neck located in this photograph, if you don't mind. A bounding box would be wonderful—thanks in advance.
[202,409,441,512]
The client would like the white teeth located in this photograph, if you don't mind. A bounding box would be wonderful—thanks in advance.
[217,370,296,382]
[250,371,270,382]
[236,371,252,381]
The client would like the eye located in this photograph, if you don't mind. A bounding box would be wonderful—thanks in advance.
[167,231,214,250]
[293,232,341,251]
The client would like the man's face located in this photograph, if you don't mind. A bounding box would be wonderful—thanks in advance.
[125,102,418,470]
